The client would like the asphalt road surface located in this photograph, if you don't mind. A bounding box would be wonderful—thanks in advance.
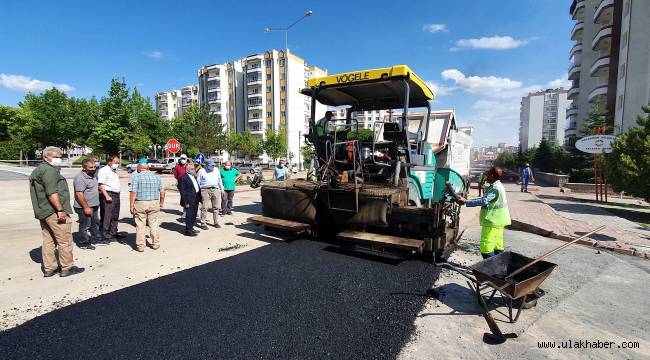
[0,169,29,181]
[0,239,441,359]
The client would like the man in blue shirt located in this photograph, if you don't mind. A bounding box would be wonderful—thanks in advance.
[521,163,535,192]
[129,160,165,252]
[272,159,290,181]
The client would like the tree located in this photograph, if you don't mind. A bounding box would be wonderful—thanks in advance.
[171,104,225,156]
[236,131,263,160]
[19,88,74,150]
[494,152,516,169]
[300,145,316,168]
[347,128,374,141]
[263,129,287,162]
[0,105,33,159]
[532,139,555,172]
[89,78,133,156]
[129,89,170,148]
[607,103,650,201]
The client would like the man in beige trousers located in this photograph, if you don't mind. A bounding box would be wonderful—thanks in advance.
[129,160,165,252]
[29,146,85,277]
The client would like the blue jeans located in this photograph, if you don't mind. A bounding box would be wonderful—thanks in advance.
[521,177,529,192]
[75,206,102,244]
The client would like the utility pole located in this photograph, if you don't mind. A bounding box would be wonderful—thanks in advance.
[264,9,313,163]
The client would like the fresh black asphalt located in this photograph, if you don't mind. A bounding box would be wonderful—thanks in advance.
[0,239,441,359]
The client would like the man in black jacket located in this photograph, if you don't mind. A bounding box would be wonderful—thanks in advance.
[178,162,201,236]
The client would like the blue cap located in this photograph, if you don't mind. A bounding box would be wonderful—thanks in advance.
[138,158,148,164]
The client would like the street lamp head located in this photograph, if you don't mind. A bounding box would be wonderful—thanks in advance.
[306,10,313,16]
[263,27,271,33]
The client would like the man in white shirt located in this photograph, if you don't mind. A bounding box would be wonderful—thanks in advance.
[197,159,224,228]
[98,155,123,242]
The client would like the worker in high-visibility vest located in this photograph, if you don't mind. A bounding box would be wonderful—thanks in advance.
[314,111,334,166]
[458,167,511,259]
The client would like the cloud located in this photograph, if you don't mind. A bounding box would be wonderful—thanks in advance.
[0,73,75,93]
[422,24,448,33]
[441,69,522,97]
[451,35,529,51]
[143,51,164,59]
[425,81,456,97]
[547,74,571,89]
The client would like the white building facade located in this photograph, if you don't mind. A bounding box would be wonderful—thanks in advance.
[567,0,650,145]
[520,89,569,151]
[155,85,198,121]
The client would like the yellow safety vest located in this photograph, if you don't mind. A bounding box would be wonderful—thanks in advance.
[479,180,511,227]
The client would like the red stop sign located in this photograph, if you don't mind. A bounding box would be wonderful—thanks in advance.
[166,139,181,153]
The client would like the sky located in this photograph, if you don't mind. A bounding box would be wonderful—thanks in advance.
[0,0,574,146]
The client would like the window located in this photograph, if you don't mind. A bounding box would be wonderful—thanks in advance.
[281,111,286,117]
[265,59,272,67]
[267,111,272,117]
[281,86,286,92]
[267,86,272,92]
[279,59,285,66]
[620,63,626,79]
[267,99,272,105]
[281,99,286,105]
[281,73,286,80]
[267,124,273,130]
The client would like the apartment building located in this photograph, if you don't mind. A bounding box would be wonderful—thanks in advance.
[199,50,327,162]
[155,85,199,121]
[567,0,650,145]
[519,89,569,151]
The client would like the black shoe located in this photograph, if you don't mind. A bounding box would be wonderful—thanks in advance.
[78,242,96,250]
[93,238,110,245]
[214,223,221,228]
[226,212,233,216]
[198,224,209,230]
[115,233,127,239]
[43,269,59,278]
[60,266,85,277]
[184,230,198,237]
[177,217,185,223]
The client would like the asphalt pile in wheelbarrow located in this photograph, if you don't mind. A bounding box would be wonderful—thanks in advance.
[0,240,441,359]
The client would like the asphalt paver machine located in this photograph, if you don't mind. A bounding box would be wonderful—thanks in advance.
[249,65,467,262]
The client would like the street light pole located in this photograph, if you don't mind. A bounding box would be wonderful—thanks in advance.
[264,9,313,165]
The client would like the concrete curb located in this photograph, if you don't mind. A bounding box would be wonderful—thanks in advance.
[508,220,649,260]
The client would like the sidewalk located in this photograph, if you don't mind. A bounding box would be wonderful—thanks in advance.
[504,183,650,259]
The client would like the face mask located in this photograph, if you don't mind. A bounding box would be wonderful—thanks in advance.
[49,158,62,167]
[110,163,119,170]
[279,164,284,168]
[95,162,101,167]
[180,159,187,165]
[187,169,196,176]
[87,170,96,176]
[225,166,231,170]
[206,165,214,172]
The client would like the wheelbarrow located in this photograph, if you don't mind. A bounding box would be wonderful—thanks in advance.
[437,225,606,341]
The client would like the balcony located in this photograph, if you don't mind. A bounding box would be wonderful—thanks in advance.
[247,64,262,72]
[569,43,583,60]
[592,25,612,51]
[566,105,578,118]
[249,127,264,134]
[207,96,220,104]
[590,55,610,77]
[568,62,581,80]
[247,77,262,85]
[571,21,584,41]
[248,117,264,123]
[247,101,263,109]
[588,84,608,103]
[247,91,262,97]
[594,0,614,24]
[571,0,585,20]
[567,85,580,100]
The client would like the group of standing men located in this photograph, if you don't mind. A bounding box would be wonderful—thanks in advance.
[173,154,244,236]
[30,147,166,277]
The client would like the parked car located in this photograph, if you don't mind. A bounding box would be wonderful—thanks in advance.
[501,169,521,182]
[127,159,164,173]
[237,163,262,174]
